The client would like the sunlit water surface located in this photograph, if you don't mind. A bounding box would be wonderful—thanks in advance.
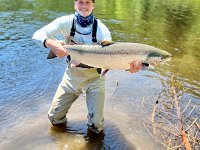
[0,0,200,149]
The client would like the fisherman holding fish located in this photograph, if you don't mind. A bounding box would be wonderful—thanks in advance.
[32,0,141,133]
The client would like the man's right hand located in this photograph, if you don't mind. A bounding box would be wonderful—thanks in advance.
[45,39,69,58]
[129,61,142,73]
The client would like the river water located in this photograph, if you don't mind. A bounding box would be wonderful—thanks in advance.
[0,0,199,150]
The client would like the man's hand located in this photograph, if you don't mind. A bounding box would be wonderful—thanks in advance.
[45,39,69,58]
[129,61,142,73]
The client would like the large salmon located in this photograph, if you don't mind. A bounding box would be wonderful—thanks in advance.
[48,42,172,70]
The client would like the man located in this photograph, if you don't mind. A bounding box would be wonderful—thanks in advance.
[32,0,141,133]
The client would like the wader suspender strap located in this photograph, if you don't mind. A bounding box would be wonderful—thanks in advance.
[70,18,76,37]
[70,18,98,43]
[69,17,101,73]
[92,18,97,43]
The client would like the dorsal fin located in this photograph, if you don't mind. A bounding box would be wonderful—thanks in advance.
[100,40,114,46]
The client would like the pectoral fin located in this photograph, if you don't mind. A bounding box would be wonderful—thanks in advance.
[101,69,109,76]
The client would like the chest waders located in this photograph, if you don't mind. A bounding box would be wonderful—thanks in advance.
[48,17,105,133]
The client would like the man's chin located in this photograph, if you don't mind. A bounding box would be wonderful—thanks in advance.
[79,12,90,17]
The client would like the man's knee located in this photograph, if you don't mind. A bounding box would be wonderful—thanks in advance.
[48,113,67,126]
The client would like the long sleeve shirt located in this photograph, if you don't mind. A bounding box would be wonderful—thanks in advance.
[32,14,112,47]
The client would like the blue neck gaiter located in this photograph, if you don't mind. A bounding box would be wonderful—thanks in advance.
[75,12,94,28]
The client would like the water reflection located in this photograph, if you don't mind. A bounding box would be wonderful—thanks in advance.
[0,0,200,149]
[164,3,194,55]
[48,120,136,150]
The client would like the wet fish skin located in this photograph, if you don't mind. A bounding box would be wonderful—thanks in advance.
[64,42,172,70]
[48,42,172,70]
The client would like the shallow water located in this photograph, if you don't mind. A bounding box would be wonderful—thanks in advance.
[0,0,200,149]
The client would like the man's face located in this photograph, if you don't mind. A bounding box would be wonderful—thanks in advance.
[75,0,94,17]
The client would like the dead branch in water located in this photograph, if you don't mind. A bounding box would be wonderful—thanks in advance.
[170,76,192,150]
[143,75,200,150]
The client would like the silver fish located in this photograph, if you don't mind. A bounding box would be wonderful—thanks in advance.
[48,42,172,70]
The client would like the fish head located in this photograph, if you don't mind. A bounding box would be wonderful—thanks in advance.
[143,50,172,68]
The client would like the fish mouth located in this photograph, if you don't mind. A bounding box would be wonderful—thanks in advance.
[162,53,173,60]
[160,56,172,65]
